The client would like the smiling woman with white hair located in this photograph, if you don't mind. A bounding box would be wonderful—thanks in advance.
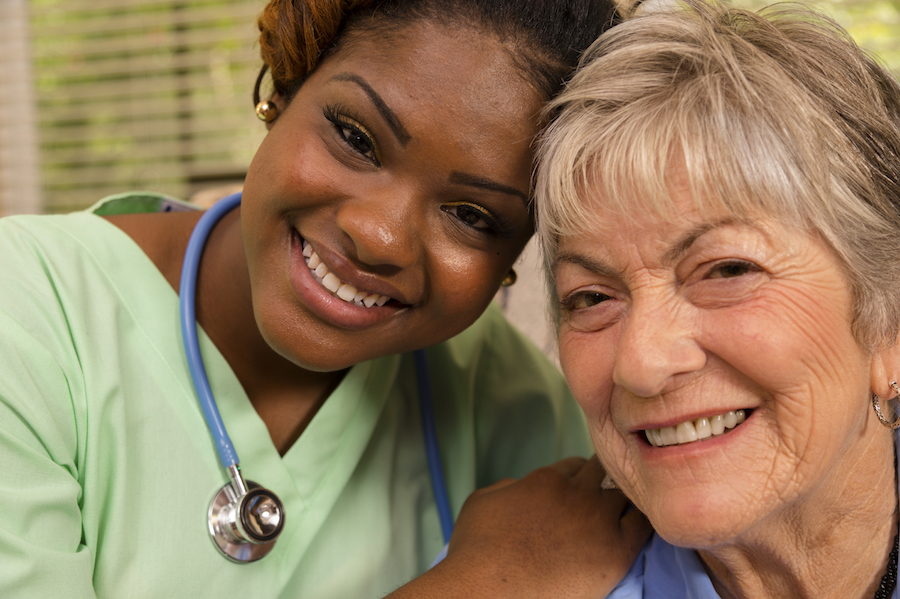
[536,1,900,597]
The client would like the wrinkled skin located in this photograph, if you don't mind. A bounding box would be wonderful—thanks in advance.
[553,181,899,597]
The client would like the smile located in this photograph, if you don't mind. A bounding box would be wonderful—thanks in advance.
[644,409,749,447]
[302,241,392,308]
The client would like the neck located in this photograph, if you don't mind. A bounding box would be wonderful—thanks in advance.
[195,206,346,454]
[699,427,897,599]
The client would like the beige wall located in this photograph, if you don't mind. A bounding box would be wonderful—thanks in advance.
[495,238,558,365]
[0,0,42,216]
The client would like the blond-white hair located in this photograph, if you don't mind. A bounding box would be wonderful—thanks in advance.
[536,0,900,349]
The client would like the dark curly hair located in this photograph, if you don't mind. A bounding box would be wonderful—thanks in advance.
[255,0,620,105]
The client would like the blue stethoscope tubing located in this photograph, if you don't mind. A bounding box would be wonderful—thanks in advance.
[414,349,455,543]
[180,191,242,471]
[180,191,454,549]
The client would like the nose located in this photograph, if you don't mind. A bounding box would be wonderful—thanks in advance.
[613,296,706,398]
[335,191,421,270]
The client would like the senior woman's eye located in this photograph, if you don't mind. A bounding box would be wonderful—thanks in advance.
[558,289,620,332]
[706,260,760,279]
[561,291,612,310]
[324,105,380,165]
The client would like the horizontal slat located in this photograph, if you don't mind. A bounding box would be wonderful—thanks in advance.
[33,65,260,103]
[29,26,257,61]
[41,160,246,198]
[41,141,258,174]
[41,149,257,184]
[39,111,260,143]
[30,0,259,18]
[31,3,262,38]
[34,91,259,125]
[33,50,257,87]
[27,0,269,215]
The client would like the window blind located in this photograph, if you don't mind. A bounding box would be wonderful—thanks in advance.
[28,0,267,213]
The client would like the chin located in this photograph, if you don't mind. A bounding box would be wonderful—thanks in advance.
[640,483,768,550]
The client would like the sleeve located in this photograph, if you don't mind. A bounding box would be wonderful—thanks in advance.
[0,219,97,598]
[470,304,592,487]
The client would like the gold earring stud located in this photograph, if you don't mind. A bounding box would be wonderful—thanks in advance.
[255,101,278,123]
[501,269,517,287]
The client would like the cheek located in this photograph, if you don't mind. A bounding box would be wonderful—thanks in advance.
[427,233,527,312]
[559,328,618,422]
[705,285,862,396]
[423,250,507,337]
[703,289,871,458]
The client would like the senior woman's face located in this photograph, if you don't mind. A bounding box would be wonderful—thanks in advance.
[554,183,879,548]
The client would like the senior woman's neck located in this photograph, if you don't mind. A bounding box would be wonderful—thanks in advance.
[697,429,898,599]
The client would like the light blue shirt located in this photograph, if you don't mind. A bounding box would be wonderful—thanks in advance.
[608,433,900,598]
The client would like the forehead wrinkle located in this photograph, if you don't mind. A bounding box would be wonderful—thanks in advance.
[660,217,738,266]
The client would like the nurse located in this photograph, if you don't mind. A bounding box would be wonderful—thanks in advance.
[0,0,648,597]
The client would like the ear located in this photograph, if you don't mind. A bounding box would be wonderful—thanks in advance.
[870,335,900,398]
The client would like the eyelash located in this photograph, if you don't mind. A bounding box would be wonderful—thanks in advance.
[559,290,613,312]
[440,202,516,238]
[324,104,380,166]
[324,105,518,239]
[703,259,761,279]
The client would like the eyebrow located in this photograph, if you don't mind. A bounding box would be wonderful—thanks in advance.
[553,217,739,276]
[332,73,529,207]
[332,73,411,144]
[660,218,737,265]
[448,171,529,207]
[552,252,621,279]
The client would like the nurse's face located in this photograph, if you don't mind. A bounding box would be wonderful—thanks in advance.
[554,181,885,549]
[241,20,541,371]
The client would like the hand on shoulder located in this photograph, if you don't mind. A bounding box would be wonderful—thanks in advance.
[386,456,651,598]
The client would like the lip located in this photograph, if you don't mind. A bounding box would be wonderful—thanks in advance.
[631,403,758,433]
[288,230,409,330]
[634,408,757,457]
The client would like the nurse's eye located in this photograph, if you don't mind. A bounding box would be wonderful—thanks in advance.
[324,105,380,165]
[441,202,514,237]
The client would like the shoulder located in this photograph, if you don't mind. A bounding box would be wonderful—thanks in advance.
[98,192,202,291]
[607,533,718,599]
[428,303,592,482]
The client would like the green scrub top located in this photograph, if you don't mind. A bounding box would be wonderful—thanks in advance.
[0,193,590,598]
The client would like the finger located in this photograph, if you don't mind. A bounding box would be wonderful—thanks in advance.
[544,455,589,478]
[572,454,607,488]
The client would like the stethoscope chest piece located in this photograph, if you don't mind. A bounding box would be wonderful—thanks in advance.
[182,194,451,562]
[208,479,285,563]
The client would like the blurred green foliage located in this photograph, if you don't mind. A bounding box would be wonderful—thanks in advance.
[732,0,900,75]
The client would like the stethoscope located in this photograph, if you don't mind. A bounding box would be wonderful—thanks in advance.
[180,192,455,563]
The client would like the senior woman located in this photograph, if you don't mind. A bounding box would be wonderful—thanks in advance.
[535,1,900,597]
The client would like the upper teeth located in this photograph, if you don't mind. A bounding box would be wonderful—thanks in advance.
[645,410,747,447]
[302,242,390,308]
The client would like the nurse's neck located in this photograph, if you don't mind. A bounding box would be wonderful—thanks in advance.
[107,207,346,455]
